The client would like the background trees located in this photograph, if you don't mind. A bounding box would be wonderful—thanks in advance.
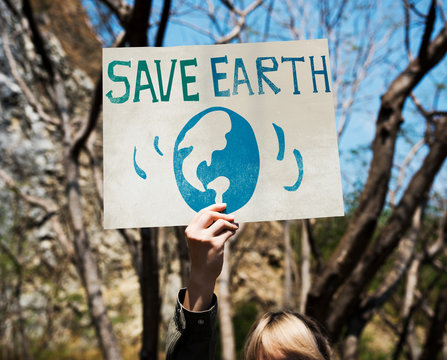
[0,0,446,359]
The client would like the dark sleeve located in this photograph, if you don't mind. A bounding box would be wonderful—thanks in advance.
[165,288,218,360]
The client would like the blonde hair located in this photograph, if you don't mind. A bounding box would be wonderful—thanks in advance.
[244,311,332,360]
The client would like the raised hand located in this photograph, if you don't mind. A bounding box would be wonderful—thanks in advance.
[183,203,238,311]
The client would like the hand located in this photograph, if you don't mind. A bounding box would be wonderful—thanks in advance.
[183,203,238,311]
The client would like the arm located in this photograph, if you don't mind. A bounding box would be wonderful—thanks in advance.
[184,203,238,311]
[166,203,238,360]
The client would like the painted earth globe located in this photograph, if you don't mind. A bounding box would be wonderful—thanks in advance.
[173,106,260,213]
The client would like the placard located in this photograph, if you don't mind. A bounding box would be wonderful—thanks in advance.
[103,39,344,229]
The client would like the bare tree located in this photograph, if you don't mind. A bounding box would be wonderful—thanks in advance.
[307,0,447,334]
[218,224,246,360]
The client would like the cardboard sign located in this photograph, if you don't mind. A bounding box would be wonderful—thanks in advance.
[103,39,344,229]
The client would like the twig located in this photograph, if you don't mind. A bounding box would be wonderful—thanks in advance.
[215,0,264,44]
[389,139,425,207]
[71,76,102,160]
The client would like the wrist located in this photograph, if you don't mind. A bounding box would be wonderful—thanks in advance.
[189,270,217,290]
[184,275,216,311]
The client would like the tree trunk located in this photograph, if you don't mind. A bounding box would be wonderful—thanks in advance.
[307,20,447,323]
[443,333,447,360]
[343,333,359,360]
[218,241,236,360]
[300,220,311,314]
[56,73,122,360]
[119,229,142,281]
[283,220,293,309]
[326,116,447,337]
[64,138,123,360]
[17,1,124,358]
[402,260,421,359]
[419,283,447,360]
[175,226,190,287]
[341,205,423,359]
[140,227,160,360]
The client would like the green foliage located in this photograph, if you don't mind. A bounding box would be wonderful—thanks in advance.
[357,318,396,360]
[358,337,390,360]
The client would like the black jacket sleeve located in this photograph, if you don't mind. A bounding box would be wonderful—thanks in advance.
[165,289,218,360]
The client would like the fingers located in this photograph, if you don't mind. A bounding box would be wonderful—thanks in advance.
[200,203,227,213]
[198,210,235,229]
[186,203,238,243]
[189,203,228,227]
[208,218,238,236]
[215,229,236,243]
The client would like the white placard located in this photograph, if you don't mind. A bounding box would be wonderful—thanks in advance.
[103,39,344,229]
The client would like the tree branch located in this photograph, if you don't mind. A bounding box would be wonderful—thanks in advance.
[307,22,447,323]
[403,0,412,59]
[342,204,424,359]
[215,0,264,44]
[98,0,131,25]
[71,75,102,160]
[154,0,172,47]
[220,0,239,15]
[118,229,142,280]
[71,32,125,161]
[74,0,153,162]
[0,169,57,214]
[363,205,423,313]
[3,0,21,21]
[124,0,152,46]
[388,139,425,207]
[326,115,447,337]
[393,270,445,360]
[419,283,447,360]
[22,0,55,82]
[0,168,75,258]
[174,226,190,287]
[417,0,437,64]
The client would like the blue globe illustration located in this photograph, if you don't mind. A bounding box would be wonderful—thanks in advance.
[173,106,260,213]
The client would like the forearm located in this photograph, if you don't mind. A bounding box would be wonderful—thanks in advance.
[166,203,236,359]
[184,273,216,311]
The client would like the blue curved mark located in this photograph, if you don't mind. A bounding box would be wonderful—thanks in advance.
[133,146,147,180]
[284,149,303,191]
[272,123,285,161]
[154,136,164,156]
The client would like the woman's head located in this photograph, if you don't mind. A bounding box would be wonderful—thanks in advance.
[244,310,332,360]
